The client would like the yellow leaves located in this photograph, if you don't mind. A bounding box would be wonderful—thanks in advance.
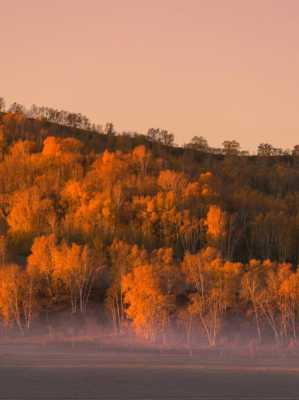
[262,259,274,269]
[62,180,87,207]
[27,234,56,276]
[279,277,296,298]
[60,138,82,153]
[183,182,201,199]
[109,240,147,278]
[0,264,21,325]
[199,172,216,196]
[91,150,129,190]
[62,179,103,237]
[52,242,81,279]
[100,194,117,226]
[182,247,238,297]
[132,145,147,160]
[145,197,155,213]
[223,261,242,275]
[62,177,121,238]
[181,246,241,345]
[248,258,261,268]
[102,149,114,165]
[158,170,187,195]
[122,263,170,339]
[182,246,220,285]
[278,271,299,303]
[42,136,82,157]
[178,211,202,252]
[27,235,101,313]
[151,247,180,296]
[136,192,176,217]
[204,205,226,239]
[42,136,61,156]
[165,191,176,209]
[0,263,36,330]
[201,186,211,196]
[8,186,54,236]
[41,137,83,181]
[152,247,173,267]
[181,171,216,200]
[132,145,151,175]
[10,140,36,158]
[199,171,213,183]
[108,240,148,328]
[62,182,121,239]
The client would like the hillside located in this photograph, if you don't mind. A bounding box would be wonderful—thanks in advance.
[1,108,299,346]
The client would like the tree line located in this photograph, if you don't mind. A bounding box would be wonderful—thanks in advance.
[1,97,299,156]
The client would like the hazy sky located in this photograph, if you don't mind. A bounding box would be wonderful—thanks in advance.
[1,0,299,151]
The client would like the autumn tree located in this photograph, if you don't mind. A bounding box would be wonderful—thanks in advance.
[186,136,209,152]
[204,205,229,256]
[241,259,265,342]
[104,122,116,136]
[27,234,58,309]
[10,140,36,159]
[52,242,103,313]
[205,206,226,239]
[132,145,151,177]
[61,179,102,240]
[8,186,55,249]
[158,170,187,196]
[0,264,37,332]
[222,140,240,156]
[257,143,274,156]
[178,211,203,254]
[147,128,174,146]
[182,247,241,346]
[106,240,147,333]
[278,269,299,341]
[122,263,172,341]
[242,260,299,344]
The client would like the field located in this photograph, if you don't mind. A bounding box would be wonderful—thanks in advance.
[0,343,299,399]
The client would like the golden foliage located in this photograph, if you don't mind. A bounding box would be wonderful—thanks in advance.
[0,264,37,330]
[204,205,226,239]
[122,263,171,341]
[8,186,55,237]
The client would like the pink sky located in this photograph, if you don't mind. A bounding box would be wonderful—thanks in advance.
[1,0,299,151]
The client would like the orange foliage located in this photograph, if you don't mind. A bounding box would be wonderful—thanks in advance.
[132,145,151,175]
[8,186,55,237]
[42,136,62,156]
[182,247,241,345]
[158,170,187,195]
[204,205,226,239]
[122,263,171,341]
[0,264,36,331]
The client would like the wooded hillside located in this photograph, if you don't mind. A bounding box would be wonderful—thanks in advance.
[1,99,299,346]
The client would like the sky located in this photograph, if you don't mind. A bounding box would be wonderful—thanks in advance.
[1,0,299,151]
